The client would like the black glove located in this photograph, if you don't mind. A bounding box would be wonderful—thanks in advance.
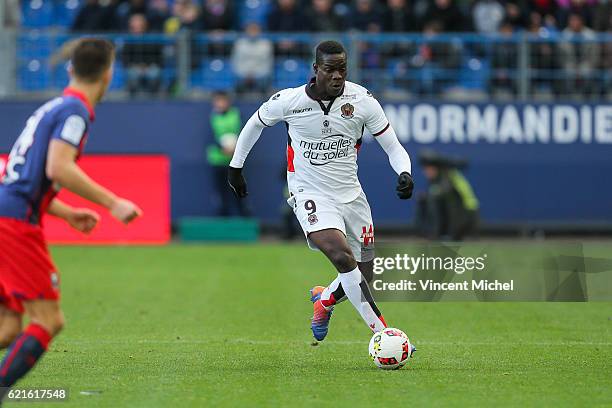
[228,166,248,198]
[396,172,414,199]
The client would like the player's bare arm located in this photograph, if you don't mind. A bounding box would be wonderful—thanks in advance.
[47,199,100,234]
[46,139,142,224]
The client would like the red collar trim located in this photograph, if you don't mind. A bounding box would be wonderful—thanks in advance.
[63,87,95,121]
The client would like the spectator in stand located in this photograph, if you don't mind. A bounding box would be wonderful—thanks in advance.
[306,0,343,31]
[350,0,383,32]
[410,20,461,95]
[558,12,599,96]
[115,0,148,30]
[71,0,117,31]
[490,20,517,95]
[472,0,505,34]
[380,0,416,69]
[169,1,198,31]
[422,0,467,32]
[147,0,171,32]
[600,11,612,97]
[201,0,234,31]
[527,11,558,92]
[268,0,310,57]
[556,0,596,30]
[122,14,163,96]
[351,0,383,89]
[504,0,528,29]
[593,1,612,32]
[531,0,556,18]
[231,23,273,94]
[165,0,201,32]
[268,0,308,31]
[384,0,417,32]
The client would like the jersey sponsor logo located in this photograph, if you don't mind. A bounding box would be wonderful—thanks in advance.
[341,103,355,119]
[299,135,353,166]
[291,107,312,114]
[340,93,357,100]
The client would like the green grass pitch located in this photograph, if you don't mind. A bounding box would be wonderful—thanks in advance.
[2,243,611,407]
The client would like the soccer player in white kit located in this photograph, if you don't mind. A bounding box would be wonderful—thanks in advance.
[228,41,414,341]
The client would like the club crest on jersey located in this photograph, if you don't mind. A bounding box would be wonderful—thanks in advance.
[323,120,330,127]
[341,103,354,119]
[308,214,318,225]
[361,225,374,247]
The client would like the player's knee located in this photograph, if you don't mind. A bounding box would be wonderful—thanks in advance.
[35,312,65,337]
[330,249,356,273]
[48,313,65,336]
[0,328,20,349]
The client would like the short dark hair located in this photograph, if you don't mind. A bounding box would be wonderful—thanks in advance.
[315,41,346,64]
[71,38,115,82]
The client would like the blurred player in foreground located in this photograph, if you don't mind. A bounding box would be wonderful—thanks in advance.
[228,41,414,341]
[0,38,142,399]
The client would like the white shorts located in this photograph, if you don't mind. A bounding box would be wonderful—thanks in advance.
[287,190,375,262]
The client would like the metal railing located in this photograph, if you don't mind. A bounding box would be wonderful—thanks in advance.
[5,31,612,100]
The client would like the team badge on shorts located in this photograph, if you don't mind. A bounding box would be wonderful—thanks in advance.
[361,225,374,247]
[50,272,59,289]
[308,214,318,225]
[341,103,354,119]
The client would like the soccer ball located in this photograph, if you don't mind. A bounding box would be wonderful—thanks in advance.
[368,328,414,370]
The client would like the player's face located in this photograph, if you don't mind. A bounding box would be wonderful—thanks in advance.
[314,53,347,98]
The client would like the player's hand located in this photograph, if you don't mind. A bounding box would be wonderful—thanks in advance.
[396,172,414,199]
[110,198,142,224]
[67,208,100,234]
[228,166,248,198]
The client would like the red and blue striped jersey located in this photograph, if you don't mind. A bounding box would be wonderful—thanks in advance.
[0,88,94,225]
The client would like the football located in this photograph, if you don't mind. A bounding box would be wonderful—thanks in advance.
[368,328,414,370]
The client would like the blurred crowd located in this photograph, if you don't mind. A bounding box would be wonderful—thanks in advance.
[65,0,611,34]
[5,0,611,98]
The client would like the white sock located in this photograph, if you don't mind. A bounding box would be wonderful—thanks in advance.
[320,277,347,307]
[337,266,386,332]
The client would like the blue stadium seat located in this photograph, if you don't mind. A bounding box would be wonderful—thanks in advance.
[458,57,490,90]
[22,0,54,28]
[273,59,310,89]
[51,61,70,89]
[109,61,126,90]
[18,59,50,91]
[238,0,271,28]
[53,0,81,28]
[193,59,236,91]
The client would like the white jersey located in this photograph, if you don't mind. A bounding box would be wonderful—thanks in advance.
[257,80,390,203]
